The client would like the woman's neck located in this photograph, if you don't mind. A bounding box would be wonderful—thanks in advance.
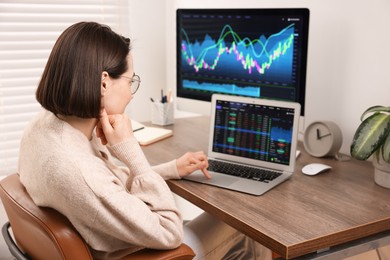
[57,115,98,140]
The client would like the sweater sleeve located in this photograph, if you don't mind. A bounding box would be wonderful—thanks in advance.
[78,137,184,250]
[83,170,183,251]
[152,160,181,180]
[108,136,151,176]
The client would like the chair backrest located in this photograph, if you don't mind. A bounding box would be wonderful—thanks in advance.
[0,173,195,260]
[0,173,93,260]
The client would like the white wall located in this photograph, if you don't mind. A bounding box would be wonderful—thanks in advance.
[125,0,169,122]
[129,0,390,155]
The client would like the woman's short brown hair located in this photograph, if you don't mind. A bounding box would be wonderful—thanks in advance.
[36,22,131,118]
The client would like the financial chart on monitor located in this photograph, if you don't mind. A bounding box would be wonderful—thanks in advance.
[176,9,309,116]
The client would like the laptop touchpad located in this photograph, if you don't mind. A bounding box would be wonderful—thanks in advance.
[203,172,239,186]
[184,171,239,186]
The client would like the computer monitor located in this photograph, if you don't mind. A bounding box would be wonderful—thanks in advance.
[176,8,310,117]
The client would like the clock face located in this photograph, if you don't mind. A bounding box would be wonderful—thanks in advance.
[304,121,342,157]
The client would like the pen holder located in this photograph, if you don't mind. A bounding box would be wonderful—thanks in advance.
[151,102,174,126]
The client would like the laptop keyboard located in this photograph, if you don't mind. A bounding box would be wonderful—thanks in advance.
[208,159,282,183]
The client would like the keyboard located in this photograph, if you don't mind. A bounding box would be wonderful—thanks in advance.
[208,159,282,183]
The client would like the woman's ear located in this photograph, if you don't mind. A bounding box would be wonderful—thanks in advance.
[101,71,109,96]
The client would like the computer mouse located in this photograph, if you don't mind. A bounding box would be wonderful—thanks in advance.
[302,163,332,176]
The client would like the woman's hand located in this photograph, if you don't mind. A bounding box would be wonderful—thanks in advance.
[176,151,211,179]
[96,109,133,146]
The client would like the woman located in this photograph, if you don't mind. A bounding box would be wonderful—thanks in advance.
[18,22,271,259]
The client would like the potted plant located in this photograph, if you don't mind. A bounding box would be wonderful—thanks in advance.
[350,106,390,189]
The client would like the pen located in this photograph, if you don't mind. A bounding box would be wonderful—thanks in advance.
[167,88,172,103]
[133,126,145,133]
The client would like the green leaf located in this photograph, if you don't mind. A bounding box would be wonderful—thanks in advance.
[360,106,390,121]
[351,113,390,160]
[382,133,390,163]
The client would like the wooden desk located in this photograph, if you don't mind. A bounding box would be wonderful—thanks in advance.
[141,116,390,259]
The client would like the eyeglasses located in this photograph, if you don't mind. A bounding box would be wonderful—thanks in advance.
[120,74,141,94]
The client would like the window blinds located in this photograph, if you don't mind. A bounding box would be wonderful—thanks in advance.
[0,0,128,176]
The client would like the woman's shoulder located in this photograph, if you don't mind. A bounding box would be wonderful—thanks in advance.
[21,110,66,149]
[19,110,126,197]
[21,110,94,157]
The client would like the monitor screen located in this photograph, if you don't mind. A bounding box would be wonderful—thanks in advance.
[176,8,310,116]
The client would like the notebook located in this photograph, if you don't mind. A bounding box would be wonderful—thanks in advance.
[183,94,301,195]
[131,120,173,146]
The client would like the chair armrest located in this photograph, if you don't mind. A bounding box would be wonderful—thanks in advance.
[2,222,28,260]
[121,243,195,260]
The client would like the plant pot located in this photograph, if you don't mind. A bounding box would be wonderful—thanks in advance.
[373,152,390,189]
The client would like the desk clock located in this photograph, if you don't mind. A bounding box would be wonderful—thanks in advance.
[303,121,343,157]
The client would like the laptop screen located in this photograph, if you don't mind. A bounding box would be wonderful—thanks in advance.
[212,99,296,166]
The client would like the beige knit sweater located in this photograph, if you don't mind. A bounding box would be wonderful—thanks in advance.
[18,110,183,259]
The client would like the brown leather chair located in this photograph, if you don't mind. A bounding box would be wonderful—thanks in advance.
[0,173,195,260]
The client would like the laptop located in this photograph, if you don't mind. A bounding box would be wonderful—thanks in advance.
[183,94,301,195]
